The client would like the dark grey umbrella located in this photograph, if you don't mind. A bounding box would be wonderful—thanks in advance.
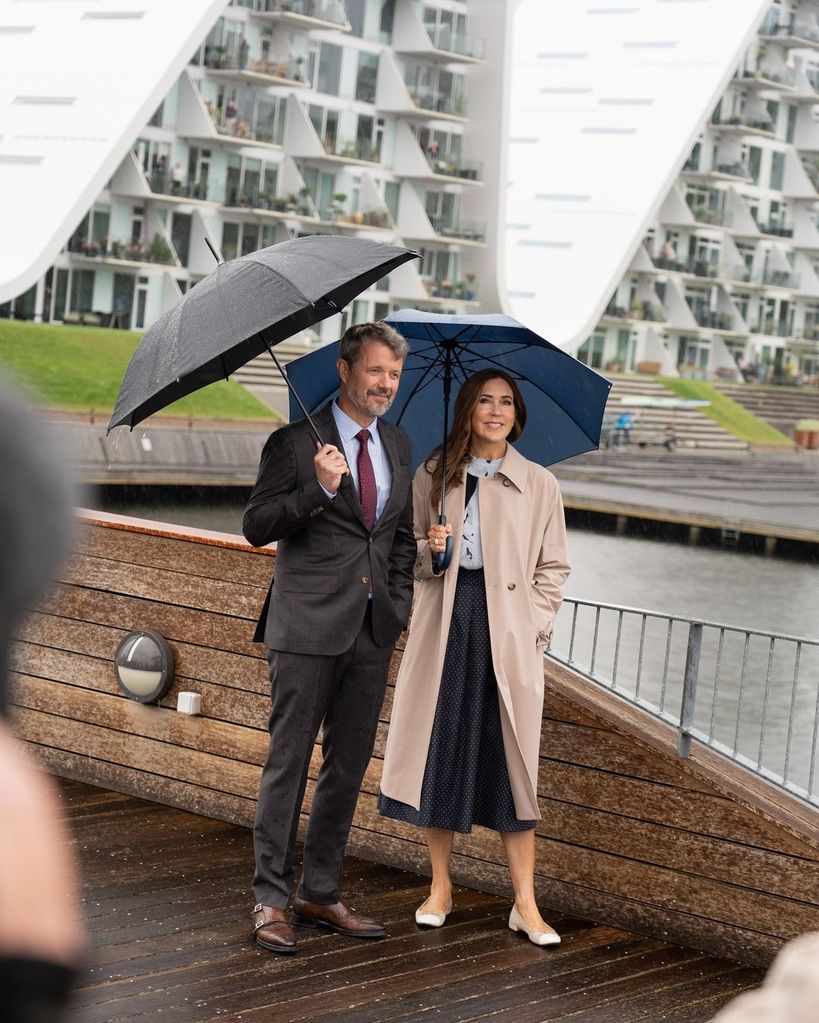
[108,235,419,436]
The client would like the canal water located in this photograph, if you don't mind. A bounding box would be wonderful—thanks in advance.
[93,491,819,799]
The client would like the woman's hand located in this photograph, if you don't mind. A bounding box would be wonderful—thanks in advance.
[427,523,452,555]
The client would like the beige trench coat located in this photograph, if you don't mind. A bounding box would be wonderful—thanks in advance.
[380,443,570,820]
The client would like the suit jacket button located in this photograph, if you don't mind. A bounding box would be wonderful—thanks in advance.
[507,582,516,590]
[362,576,369,585]
[368,537,374,543]
[502,478,511,487]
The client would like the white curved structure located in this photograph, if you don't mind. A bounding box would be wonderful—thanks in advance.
[499,0,771,354]
[0,0,226,304]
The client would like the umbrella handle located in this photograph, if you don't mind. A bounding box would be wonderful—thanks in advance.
[433,515,453,574]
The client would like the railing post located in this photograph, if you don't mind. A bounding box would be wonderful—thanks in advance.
[678,623,703,757]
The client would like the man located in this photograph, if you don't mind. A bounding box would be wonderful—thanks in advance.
[243,322,415,954]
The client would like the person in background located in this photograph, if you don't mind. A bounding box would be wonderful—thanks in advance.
[379,369,570,947]
[244,322,415,955]
[0,381,85,1022]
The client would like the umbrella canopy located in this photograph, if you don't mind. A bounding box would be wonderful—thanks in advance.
[286,309,612,471]
[108,235,419,431]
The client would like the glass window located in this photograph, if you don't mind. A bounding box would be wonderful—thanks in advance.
[770,150,785,190]
[747,146,762,185]
[786,104,797,143]
[226,154,242,205]
[347,0,365,36]
[379,0,395,43]
[317,42,342,95]
[243,158,262,202]
[222,222,239,261]
[241,223,260,256]
[171,213,191,266]
[70,269,95,313]
[53,269,68,321]
[384,181,400,223]
[355,51,378,104]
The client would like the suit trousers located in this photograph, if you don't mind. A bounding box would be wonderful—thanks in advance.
[252,605,393,908]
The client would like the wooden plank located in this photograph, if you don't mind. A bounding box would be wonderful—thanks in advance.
[545,658,819,849]
[58,553,265,619]
[36,584,261,657]
[73,524,273,586]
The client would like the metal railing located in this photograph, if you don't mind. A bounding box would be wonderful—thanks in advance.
[548,599,819,806]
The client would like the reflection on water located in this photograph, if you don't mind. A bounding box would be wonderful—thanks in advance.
[93,490,819,799]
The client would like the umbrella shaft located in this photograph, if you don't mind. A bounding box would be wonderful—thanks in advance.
[263,339,324,448]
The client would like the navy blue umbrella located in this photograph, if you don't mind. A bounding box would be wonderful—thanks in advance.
[287,309,612,570]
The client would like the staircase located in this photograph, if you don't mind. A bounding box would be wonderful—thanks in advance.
[714,383,819,438]
[232,338,319,418]
[607,376,749,451]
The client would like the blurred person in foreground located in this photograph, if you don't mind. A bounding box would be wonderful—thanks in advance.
[379,369,570,946]
[243,322,415,953]
[0,379,85,1021]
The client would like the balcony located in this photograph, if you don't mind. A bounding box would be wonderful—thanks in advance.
[753,217,794,238]
[222,187,317,218]
[147,172,212,202]
[424,151,482,182]
[331,208,393,230]
[733,64,796,88]
[711,113,777,137]
[405,87,467,121]
[319,135,382,164]
[603,299,666,322]
[208,105,281,147]
[204,48,307,86]
[244,0,349,30]
[750,317,792,337]
[759,15,819,50]
[688,306,735,331]
[428,215,485,243]
[682,158,751,182]
[422,22,484,62]
[758,268,800,289]
[67,235,176,266]
[686,202,733,227]
[422,277,479,301]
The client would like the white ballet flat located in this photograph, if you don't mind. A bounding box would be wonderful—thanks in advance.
[415,899,452,927]
[508,904,561,946]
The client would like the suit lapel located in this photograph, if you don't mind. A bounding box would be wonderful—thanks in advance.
[318,402,367,527]
[375,423,402,530]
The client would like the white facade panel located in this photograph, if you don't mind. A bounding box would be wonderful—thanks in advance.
[502,0,772,352]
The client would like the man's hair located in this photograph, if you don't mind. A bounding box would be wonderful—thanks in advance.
[338,321,409,365]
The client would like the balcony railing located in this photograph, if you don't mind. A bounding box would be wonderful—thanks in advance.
[712,113,776,134]
[222,187,306,214]
[759,268,800,288]
[423,22,484,60]
[688,306,735,331]
[423,278,479,301]
[604,300,666,322]
[205,49,306,82]
[754,218,794,238]
[750,318,792,337]
[211,111,279,145]
[67,237,176,265]
[244,0,348,26]
[321,136,382,163]
[407,87,467,118]
[428,215,485,242]
[687,202,733,227]
[734,64,797,87]
[715,161,752,179]
[425,152,482,181]
[148,173,211,201]
[331,208,393,229]
[796,322,819,340]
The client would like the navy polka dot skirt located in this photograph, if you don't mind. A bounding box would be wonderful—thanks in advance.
[379,567,536,834]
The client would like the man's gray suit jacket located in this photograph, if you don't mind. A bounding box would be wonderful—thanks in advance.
[243,403,416,653]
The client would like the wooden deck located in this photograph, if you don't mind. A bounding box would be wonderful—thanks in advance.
[62,780,763,1023]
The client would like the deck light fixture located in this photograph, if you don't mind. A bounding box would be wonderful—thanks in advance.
[114,630,174,703]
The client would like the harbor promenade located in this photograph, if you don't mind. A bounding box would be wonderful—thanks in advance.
[53,416,819,553]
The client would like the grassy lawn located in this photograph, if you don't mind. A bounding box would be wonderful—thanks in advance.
[0,320,277,421]
[658,377,792,445]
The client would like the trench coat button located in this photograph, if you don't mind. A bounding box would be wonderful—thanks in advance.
[362,576,370,585]
[507,582,516,590]
[502,478,511,487]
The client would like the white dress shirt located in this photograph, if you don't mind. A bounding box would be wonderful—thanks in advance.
[320,401,392,521]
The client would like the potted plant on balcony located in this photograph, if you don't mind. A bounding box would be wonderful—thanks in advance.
[285,193,299,212]
[293,54,306,82]
[298,186,313,215]
[273,196,288,212]
[462,272,477,300]
[330,193,347,219]
[147,233,174,265]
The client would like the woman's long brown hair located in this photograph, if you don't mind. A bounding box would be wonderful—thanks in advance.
[425,369,527,509]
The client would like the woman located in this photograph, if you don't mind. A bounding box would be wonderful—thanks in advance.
[379,369,570,946]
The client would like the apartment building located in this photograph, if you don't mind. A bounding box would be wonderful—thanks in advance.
[582,0,819,384]
[0,0,485,342]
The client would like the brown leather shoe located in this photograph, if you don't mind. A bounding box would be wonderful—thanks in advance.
[252,903,298,954]
[291,896,386,938]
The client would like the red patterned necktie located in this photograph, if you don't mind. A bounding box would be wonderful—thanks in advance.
[356,429,377,530]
